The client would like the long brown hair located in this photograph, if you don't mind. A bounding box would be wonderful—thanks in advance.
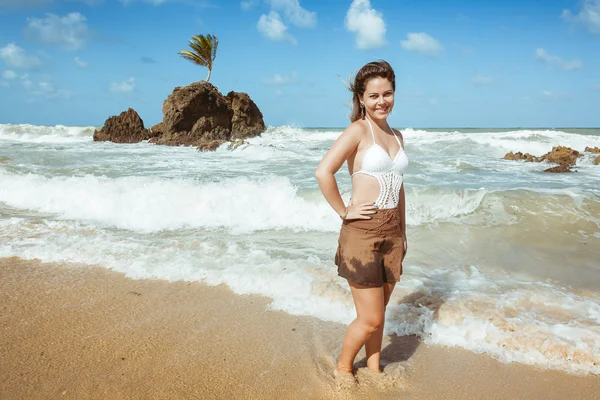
[349,60,396,122]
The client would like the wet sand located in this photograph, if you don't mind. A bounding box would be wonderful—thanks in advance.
[1,257,599,399]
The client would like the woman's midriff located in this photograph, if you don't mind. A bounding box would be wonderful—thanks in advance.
[350,174,383,207]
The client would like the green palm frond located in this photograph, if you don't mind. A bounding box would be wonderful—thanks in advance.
[178,34,218,81]
[178,50,207,66]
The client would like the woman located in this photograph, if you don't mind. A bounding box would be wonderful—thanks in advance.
[315,60,408,378]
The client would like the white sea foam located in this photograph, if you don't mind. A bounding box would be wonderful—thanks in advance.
[216,139,301,161]
[0,172,336,233]
[405,128,600,159]
[577,153,600,167]
[0,172,506,233]
[468,131,599,157]
[406,187,488,226]
[385,266,600,375]
[0,124,94,143]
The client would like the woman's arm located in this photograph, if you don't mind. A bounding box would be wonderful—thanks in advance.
[315,123,376,220]
[315,124,361,217]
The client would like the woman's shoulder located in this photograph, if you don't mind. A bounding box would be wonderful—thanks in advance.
[332,120,369,150]
[343,119,369,139]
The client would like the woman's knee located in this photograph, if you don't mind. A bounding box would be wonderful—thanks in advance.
[358,315,384,333]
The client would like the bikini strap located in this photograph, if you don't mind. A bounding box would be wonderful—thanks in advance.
[365,118,376,144]
[388,124,402,147]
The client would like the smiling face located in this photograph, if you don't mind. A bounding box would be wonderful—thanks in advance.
[360,77,395,122]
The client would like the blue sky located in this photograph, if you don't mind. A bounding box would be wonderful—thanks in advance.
[0,0,598,128]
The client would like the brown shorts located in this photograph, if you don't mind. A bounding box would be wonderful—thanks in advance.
[335,206,406,287]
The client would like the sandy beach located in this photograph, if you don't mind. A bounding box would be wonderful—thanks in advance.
[1,257,598,400]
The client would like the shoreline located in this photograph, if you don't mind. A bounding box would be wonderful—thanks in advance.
[1,257,599,399]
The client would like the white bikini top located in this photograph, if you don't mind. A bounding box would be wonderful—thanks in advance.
[351,118,409,209]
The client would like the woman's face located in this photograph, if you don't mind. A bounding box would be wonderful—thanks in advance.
[361,77,394,121]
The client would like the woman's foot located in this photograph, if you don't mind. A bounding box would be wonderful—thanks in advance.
[366,365,382,373]
[333,367,357,388]
[333,367,354,377]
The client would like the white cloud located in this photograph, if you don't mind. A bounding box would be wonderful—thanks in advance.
[25,13,89,51]
[400,32,443,56]
[267,0,316,28]
[2,70,18,79]
[472,75,493,86]
[240,0,257,10]
[74,56,88,68]
[562,0,600,34]
[20,77,71,99]
[0,43,42,69]
[263,71,298,85]
[257,11,297,45]
[539,90,570,101]
[345,0,386,50]
[535,48,582,71]
[109,77,135,93]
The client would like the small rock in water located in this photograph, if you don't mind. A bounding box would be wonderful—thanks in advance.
[503,151,523,161]
[227,139,248,150]
[503,152,539,162]
[197,139,225,152]
[544,164,572,173]
[505,145,586,172]
[541,146,581,166]
[93,108,156,143]
[584,146,600,154]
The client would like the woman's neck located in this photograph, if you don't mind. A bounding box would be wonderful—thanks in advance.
[366,115,391,134]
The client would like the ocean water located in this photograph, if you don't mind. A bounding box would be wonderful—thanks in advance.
[1,123,599,375]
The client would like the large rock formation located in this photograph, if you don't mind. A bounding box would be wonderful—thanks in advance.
[150,122,164,137]
[226,91,264,140]
[153,81,233,146]
[93,108,159,143]
[96,81,265,150]
[149,82,265,149]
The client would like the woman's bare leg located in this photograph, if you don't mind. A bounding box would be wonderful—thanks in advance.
[336,282,386,374]
[365,282,396,372]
